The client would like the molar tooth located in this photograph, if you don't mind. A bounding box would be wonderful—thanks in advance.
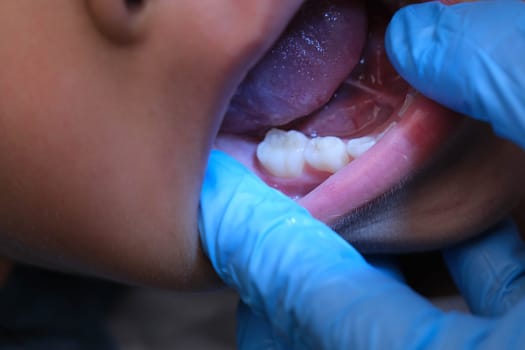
[304,136,350,173]
[346,136,376,158]
[256,129,308,178]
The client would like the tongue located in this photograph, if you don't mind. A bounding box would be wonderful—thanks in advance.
[221,0,367,134]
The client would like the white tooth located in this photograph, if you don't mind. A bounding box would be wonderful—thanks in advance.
[346,136,376,158]
[256,129,308,178]
[304,136,350,173]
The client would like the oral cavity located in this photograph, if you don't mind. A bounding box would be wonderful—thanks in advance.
[216,0,462,215]
[220,0,407,173]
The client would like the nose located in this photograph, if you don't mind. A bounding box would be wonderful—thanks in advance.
[86,0,149,44]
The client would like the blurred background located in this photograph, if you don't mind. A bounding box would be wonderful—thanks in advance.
[0,252,470,350]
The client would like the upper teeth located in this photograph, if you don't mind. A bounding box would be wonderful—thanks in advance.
[257,128,378,178]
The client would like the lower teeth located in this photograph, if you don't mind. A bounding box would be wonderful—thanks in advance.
[304,136,350,173]
[256,128,379,178]
[256,129,309,178]
[347,136,377,158]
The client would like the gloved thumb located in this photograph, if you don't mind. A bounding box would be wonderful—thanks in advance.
[199,151,525,349]
[199,150,369,348]
[385,1,525,149]
[443,219,525,317]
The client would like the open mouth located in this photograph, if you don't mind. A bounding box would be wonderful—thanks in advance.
[215,0,464,227]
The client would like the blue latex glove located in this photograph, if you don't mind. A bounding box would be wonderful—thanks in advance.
[200,151,525,349]
[385,0,525,149]
[200,1,525,348]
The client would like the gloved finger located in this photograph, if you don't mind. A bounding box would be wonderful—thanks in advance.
[443,219,525,317]
[385,1,525,149]
[237,302,290,350]
[200,151,504,349]
[364,254,405,283]
[199,150,368,348]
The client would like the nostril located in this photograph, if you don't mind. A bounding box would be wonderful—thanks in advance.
[88,0,149,44]
[125,0,144,12]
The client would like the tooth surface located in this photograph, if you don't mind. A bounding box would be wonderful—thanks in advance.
[256,129,308,178]
[304,136,350,173]
[346,136,376,158]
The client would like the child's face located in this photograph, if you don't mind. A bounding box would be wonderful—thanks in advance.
[1,1,523,289]
[0,0,302,287]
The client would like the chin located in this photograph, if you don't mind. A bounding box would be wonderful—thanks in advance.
[216,0,525,252]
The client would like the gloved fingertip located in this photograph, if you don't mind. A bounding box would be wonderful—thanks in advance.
[237,302,288,350]
[199,150,262,274]
[444,219,525,316]
[365,255,405,283]
[385,2,443,84]
[205,150,252,181]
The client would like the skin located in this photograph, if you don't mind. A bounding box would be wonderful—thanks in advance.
[0,0,304,289]
[0,0,523,290]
